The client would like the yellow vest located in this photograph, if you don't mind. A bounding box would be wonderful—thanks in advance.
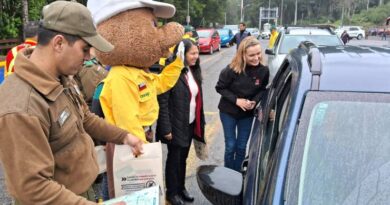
[269,31,279,48]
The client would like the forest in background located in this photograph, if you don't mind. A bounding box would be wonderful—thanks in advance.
[0,0,389,39]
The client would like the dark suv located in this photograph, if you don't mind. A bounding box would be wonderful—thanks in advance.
[197,43,390,205]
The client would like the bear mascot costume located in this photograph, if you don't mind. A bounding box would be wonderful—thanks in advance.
[87,0,185,201]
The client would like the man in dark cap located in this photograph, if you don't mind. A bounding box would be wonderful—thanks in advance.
[0,1,143,204]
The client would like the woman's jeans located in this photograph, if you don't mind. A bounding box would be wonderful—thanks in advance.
[220,112,254,172]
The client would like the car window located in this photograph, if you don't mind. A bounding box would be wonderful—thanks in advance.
[286,92,390,205]
[350,27,358,31]
[279,35,342,54]
[256,67,292,201]
[197,30,211,38]
[218,29,229,35]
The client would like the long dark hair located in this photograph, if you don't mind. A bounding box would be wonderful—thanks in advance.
[176,39,203,85]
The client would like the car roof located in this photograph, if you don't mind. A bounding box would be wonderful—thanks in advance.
[197,28,215,32]
[295,45,390,93]
[286,28,334,35]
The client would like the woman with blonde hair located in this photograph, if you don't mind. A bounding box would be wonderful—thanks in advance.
[216,36,269,172]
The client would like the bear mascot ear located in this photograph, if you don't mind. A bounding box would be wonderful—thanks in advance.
[87,0,184,68]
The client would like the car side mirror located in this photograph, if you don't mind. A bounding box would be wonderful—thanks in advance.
[197,165,242,205]
[265,48,275,55]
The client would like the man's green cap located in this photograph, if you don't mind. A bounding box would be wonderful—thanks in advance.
[184,25,194,33]
[42,1,114,52]
[271,25,277,30]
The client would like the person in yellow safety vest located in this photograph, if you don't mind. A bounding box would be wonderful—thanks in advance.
[268,26,279,48]
[182,25,196,42]
[4,21,39,78]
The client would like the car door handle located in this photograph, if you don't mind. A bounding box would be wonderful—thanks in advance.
[241,157,249,175]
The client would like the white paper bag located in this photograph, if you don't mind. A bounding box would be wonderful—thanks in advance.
[94,145,107,174]
[113,142,165,205]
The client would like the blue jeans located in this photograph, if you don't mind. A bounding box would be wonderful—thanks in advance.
[220,112,254,172]
[101,173,110,201]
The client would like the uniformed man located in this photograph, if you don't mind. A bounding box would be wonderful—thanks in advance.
[0,1,142,205]
[74,48,108,108]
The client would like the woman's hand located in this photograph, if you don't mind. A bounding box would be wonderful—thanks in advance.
[236,98,256,111]
[164,133,173,141]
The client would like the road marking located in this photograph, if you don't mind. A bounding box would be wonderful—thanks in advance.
[200,48,230,65]
[204,111,218,115]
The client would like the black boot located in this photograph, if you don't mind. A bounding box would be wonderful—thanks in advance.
[167,194,185,205]
[180,189,194,202]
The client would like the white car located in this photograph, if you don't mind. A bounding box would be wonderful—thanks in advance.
[266,27,344,81]
[335,26,365,40]
[261,30,271,39]
[247,28,260,39]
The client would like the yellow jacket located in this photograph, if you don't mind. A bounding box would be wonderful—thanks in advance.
[268,31,279,48]
[100,58,184,142]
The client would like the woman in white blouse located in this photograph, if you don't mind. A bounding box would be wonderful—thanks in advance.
[156,39,206,205]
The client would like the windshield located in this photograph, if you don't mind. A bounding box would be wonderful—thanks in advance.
[279,35,342,54]
[218,30,229,35]
[294,92,390,205]
[197,30,211,38]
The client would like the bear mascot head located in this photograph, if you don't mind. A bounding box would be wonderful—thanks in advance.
[87,0,184,68]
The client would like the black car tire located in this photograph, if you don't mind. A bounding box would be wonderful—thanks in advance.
[357,34,363,40]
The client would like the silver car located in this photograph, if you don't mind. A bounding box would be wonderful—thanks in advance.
[266,27,343,80]
[247,28,260,39]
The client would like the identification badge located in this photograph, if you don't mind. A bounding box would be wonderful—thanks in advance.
[58,108,71,127]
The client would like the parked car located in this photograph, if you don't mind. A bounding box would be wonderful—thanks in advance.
[266,26,343,80]
[223,24,238,30]
[260,30,271,39]
[217,28,234,47]
[335,26,365,40]
[224,25,239,35]
[247,28,260,39]
[197,28,221,54]
[197,43,390,205]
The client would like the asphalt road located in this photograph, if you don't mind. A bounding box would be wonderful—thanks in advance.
[1,37,388,205]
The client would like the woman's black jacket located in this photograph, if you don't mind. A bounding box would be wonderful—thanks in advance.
[216,64,269,119]
[156,68,205,147]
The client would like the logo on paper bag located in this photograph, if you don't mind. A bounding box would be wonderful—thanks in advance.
[146,180,156,187]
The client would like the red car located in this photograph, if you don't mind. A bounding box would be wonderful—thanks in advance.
[197,29,221,54]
